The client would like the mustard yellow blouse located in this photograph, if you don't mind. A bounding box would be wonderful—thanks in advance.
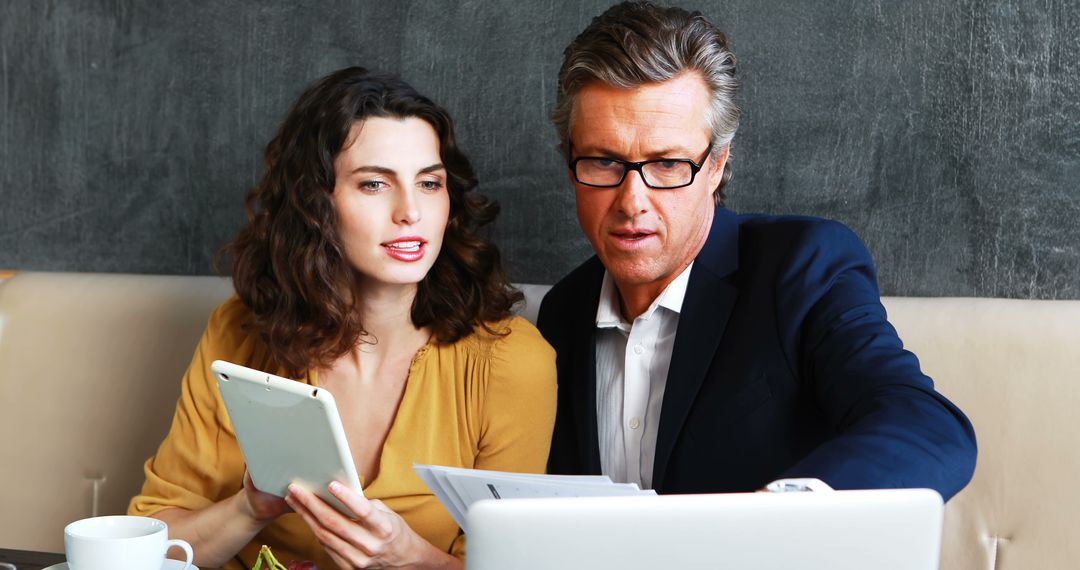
[129,297,557,569]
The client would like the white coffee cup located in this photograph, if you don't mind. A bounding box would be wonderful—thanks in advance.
[64,515,193,570]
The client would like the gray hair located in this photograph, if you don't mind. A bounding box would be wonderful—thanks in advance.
[552,1,740,206]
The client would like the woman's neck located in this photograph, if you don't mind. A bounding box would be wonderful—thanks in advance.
[343,281,430,374]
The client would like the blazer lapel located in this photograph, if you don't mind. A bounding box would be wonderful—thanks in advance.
[572,328,602,474]
[571,259,604,475]
[652,209,741,490]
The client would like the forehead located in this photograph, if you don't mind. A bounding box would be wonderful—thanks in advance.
[337,116,441,167]
[569,72,712,157]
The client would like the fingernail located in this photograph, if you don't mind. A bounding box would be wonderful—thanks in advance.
[288,484,299,495]
[329,481,342,492]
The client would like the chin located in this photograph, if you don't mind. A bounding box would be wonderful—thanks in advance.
[362,267,433,288]
[604,261,664,287]
[389,270,432,285]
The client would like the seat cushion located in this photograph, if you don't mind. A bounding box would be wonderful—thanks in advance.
[0,272,233,551]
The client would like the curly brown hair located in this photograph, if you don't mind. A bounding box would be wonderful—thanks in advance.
[220,67,522,377]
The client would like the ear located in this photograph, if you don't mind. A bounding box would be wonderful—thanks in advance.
[707,144,731,191]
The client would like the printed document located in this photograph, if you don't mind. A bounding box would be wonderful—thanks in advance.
[413,464,656,530]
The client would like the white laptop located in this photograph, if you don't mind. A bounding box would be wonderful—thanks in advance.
[465,489,943,570]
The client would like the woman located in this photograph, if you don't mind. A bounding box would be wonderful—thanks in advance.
[129,67,556,569]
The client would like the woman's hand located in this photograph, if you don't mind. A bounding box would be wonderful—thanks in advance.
[285,481,460,569]
[240,471,291,524]
[151,473,294,568]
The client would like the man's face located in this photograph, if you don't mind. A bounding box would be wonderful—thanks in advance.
[569,72,727,303]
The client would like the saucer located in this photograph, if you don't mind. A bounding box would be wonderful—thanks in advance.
[43,561,200,570]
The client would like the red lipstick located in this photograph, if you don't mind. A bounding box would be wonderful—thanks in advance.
[381,236,427,262]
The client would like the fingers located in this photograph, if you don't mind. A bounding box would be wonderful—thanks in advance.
[243,471,275,501]
[370,499,393,514]
[286,487,358,562]
[329,482,393,538]
[286,484,392,564]
[241,471,291,523]
[243,471,268,498]
[287,491,373,568]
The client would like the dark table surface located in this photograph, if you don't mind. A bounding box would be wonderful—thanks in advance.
[0,549,63,570]
[0,548,223,570]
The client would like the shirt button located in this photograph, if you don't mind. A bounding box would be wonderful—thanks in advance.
[628,417,641,430]
[633,344,644,355]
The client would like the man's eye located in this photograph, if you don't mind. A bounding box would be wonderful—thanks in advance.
[593,159,620,169]
[655,160,682,170]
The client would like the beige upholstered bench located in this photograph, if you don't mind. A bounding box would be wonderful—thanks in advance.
[2,271,1078,569]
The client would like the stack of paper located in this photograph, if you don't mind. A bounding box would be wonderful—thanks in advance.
[413,464,656,531]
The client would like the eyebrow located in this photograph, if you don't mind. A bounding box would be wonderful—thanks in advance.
[349,163,446,176]
[580,146,692,160]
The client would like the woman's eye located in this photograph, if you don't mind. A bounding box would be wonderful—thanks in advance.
[360,180,387,192]
[420,180,444,192]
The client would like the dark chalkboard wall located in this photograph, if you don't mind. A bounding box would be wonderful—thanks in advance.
[2,0,1078,298]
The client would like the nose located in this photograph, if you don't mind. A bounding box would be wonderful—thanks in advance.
[615,169,649,218]
[394,188,422,225]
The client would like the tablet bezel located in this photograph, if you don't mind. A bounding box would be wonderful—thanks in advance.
[211,359,363,515]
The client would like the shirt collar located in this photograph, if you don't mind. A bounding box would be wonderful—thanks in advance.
[595,262,694,330]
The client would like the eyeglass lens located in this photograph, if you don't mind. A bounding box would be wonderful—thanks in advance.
[575,159,694,188]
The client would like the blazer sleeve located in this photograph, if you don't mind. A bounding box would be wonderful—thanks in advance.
[536,267,598,477]
[773,221,977,500]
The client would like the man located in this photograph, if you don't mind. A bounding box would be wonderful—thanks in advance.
[537,0,976,499]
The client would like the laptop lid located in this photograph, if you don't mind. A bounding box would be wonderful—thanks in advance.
[465,489,943,570]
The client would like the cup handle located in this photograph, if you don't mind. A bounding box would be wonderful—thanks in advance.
[166,538,195,569]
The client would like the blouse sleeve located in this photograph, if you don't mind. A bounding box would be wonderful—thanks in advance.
[476,316,557,471]
[127,299,250,516]
[450,316,558,558]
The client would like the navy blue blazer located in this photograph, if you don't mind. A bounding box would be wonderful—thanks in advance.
[537,207,977,500]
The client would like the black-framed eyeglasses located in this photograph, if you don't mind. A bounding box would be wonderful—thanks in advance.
[568,142,713,189]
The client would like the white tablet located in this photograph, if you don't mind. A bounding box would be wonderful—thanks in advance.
[211,360,363,515]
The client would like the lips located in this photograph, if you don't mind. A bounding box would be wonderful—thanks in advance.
[382,236,427,262]
[608,228,657,250]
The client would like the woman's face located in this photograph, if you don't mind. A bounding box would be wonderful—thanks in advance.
[331,116,450,291]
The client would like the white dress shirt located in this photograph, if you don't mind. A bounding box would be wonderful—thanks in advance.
[595,263,692,489]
